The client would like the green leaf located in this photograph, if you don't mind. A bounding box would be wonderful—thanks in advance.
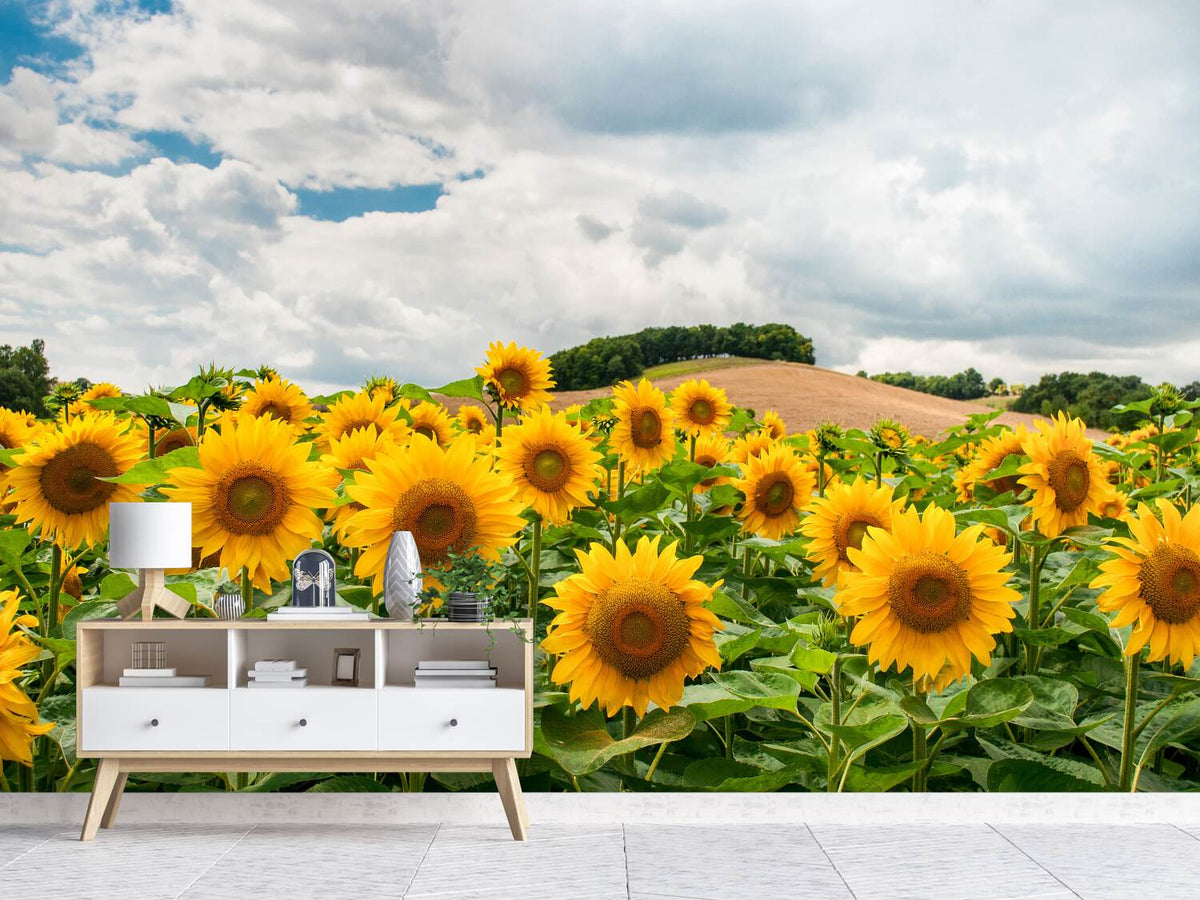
[900,694,940,726]
[1013,626,1078,648]
[100,446,202,484]
[307,775,391,792]
[397,383,434,403]
[61,599,118,640]
[538,706,696,776]
[943,678,1034,729]
[430,375,485,400]
[789,644,837,675]
[1140,697,1200,761]
[987,758,1104,792]
[708,670,801,711]
[705,589,775,627]
[677,682,760,722]
[681,516,744,547]
[604,482,672,520]
[99,572,137,600]
[715,626,761,664]
[681,758,814,791]
[826,713,907,755]
[0,446,24,467]
[0,528,32,573]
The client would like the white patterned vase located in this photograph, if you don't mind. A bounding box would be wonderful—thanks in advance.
[383,531,422,621]
[214,593,245,620]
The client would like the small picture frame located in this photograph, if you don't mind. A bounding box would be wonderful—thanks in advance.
[332,648,361,686]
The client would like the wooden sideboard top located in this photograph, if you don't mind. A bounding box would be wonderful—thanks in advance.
[76,618,534,631]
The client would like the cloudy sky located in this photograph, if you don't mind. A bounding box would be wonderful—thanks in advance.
[1,0,1197,393]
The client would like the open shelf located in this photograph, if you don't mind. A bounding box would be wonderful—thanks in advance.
[381,624,529,690]
[97,627,228,688]
[230,626,376,688]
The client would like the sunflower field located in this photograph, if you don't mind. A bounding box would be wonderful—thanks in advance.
[3,345,1200,796]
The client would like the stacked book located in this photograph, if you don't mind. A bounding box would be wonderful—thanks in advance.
[248,659,308,688]
[119,667,213,688]
[266,605,372,621]
[413,660,496,689]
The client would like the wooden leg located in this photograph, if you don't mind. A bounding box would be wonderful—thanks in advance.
[100,772,129,829]
[492,757,528,841]
[81,758,120,842]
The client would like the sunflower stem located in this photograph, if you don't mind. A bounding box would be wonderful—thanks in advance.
[47,544,62,640]
[741,548,756,600]
[817,452,827,498]
[827,656,842,792]
[874,451,883,488]
[1118,650,1140,792]
[527,515,542,628]
[645,741,668,782]
[1023,545,1044,676]
[240,567,253,614]
[911,717,928,792]
[147,421,158,459]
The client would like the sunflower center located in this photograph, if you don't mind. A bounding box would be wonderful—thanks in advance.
[755,473,795,517]
[525,447,571,493]
[156,429,194,455]
[1047,451,1090,511]
[212,463,292,535]
[887,551,973,634]
[415,425,436,440]
[632,410,663,448]
[37,442,119,514]
[688,399,714,425]
[259,401,292,421]
[1138,543,1200,624]
[836,515,881,561]
[585,579,691,680]
[496,367,529,398]
[391,477,477,564]
[465,417,483,434]
[341,418,376,437]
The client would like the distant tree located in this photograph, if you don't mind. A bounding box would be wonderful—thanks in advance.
[1011,371,1151,430]
[549,323,815,390]
[987,377,1007,395]
[869,367,988,400]
[0,339,52,416]
[1181,381,1200,402]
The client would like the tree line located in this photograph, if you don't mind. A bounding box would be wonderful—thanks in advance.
[864,367,991,401]
[549,323,815,391]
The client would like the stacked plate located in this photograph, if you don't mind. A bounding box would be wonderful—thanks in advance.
[447,592,491,623]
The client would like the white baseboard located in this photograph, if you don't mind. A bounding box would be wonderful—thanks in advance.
[3,792,1199,827]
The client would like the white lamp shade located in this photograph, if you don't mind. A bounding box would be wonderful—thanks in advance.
[108,502,193,569]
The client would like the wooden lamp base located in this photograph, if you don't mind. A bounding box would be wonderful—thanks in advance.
[116,569,191,621]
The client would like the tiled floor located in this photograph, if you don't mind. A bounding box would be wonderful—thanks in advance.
[2,820,1199,899]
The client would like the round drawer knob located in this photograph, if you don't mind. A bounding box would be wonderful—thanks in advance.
[150,718,159,727]
[449,718,458,727]
[299,718,308,727]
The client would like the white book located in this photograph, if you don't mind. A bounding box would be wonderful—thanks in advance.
[248,669,308,681]
[414,668,497,677]
[123,667,178,677]
[253,659,297,672]
[416,660,492,670]
[414,678,496,689]
[270,606,363,614]
[247,679,309,689]
[266,611,371,621]
[118,675,212,687]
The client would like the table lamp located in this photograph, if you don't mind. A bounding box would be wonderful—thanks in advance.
[109,502,193,621]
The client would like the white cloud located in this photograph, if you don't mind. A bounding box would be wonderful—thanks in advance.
[1,0,1198,394]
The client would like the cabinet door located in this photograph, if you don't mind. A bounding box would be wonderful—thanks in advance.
[82,688,229,752]
[230,688,377,751]
[378,688,525,751]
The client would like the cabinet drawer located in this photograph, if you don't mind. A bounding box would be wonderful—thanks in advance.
[378,688,526,752]
[82,688,229,752]
[230,688,376,751]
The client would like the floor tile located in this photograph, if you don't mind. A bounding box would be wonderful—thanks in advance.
[0,825,64,868]
[995,824,1200,900]
[403,824,627,900]
[180,824,436,899]
[810,824,1076,900]
[0,824,250,900]
[624,824,853,900]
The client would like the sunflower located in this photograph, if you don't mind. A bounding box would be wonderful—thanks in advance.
[542,536,723,716]
[670,379,732,437]
[408,401,454,447]
[1091,499,1200,667]
[870,418,910,453]
[954,427,1028,502]
[761,410,787,441]
[363,374,399,404]
[495,406,602,524]
[476,341,555,411]
[1019,413,1111,537]
[163,413,337,591]
[0,407,38,452]
[730,430,776,464]
[317,390,410,447]
[838,505,1019,689]
[343,433,526,593]
[733,444,815,540]
[153,425,198,456]
[1099,491,1132,522]
[801,479,905,586]
[456,405,491,436]
[240,377,315,432]
[692,433,733,493]
[70,382,123,416]
[8,414,146,548]
[0,589,54,765]
[611,379,677,473]
[320,425,398,540]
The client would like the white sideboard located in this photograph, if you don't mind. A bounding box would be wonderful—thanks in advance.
[75,619,533,841]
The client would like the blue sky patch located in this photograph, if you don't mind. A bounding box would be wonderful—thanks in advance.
[293,183,445,221]
[136,129,223,167]
[0,1,83,80]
